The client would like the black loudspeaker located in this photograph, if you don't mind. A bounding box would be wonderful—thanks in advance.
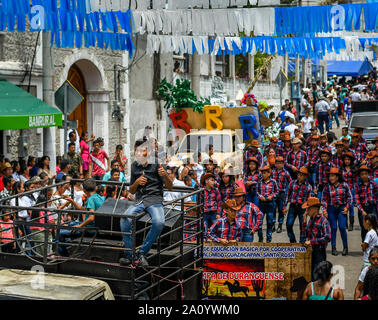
[95,199,183,247]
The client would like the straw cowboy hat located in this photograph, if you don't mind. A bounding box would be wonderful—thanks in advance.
[326,167,342,177]
[298,167,309,175]
[248,140,262,148]
[292,137,302,145]
[221,199,242,211]
[367,151,377,159]
[259,165,272,172]
[302,197,322,209]
[357,165,372,175]
[232,187,246,197]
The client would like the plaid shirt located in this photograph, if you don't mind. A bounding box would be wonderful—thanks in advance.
[203,187,222,215]
[354,180,378,212]
[236,202,263,232]
[277,145,293,162]
[315,161,335,187]
[285,149,307,170]
[284,179,313,206]
[243,172,261,193]
[331,153,344,170]
[350,143,369,164]
[342,168,357,191]
[319,144,332,154]
[243,150,263,172]
[207,217,242,242]
[257,179,278,200]
[322,182,352,210]
[220,183,237,203]
[306,146,320,168]
[272,168,292,193]
[301,214,331,249]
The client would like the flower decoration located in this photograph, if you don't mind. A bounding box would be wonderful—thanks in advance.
[241,93,258,106]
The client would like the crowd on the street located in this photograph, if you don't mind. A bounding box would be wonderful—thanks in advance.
[0,73,378,299]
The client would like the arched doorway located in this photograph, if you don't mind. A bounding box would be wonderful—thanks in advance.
[67,64,87,137]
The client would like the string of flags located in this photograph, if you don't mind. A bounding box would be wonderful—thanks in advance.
[146,35,378,60]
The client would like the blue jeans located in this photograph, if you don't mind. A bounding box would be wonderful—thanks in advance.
[246,190,259,207]
[274,192,285,225]
[58,220,82,256]
[259,201,275,242]
[327,205,348,248]
[120,203,165,259]
[329,110,340,129]
[312,247,327,281]
[317,112,329,134]
[349,188,355,217]
[286,203,305,243]
[241,228,254,242]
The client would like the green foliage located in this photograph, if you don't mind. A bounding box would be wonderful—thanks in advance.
[156,78,210,114]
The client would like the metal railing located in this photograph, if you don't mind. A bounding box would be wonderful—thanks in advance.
[0,179,204,300]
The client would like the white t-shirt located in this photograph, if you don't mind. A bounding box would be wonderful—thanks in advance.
[301,116,314,134]
[329,99,338,112]
[350,92,361,102]
[359,265,369,282]
[19,195,36,219]
[285,124,298,139]
[363,229,378,262]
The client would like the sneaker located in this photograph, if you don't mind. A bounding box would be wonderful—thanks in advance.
[136,254,149,267]
[119,257,132,266]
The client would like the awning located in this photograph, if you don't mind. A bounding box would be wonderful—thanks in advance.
[0,80,62,130]
[327,60,374,77]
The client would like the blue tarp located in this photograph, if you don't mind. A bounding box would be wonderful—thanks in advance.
[327,60,374,77]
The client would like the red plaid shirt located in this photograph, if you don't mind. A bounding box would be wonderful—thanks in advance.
[243,150,263,172]
[306,146,320,168]
[355,180,378,212]
[350,143,369,164]
[341,167,357,191]
[368,164,378,180]
[207,217,242,242]
[203,187,222,215]
[257,179,278,200]
[322,182,352,210]
[285,149,307,171]
[220,183,237,203]
[243,171,261,193]
[301,214,331,249]
[272,168,292,193]
[284,179,313,206]
[277,145,293,162]
[331,153,344,170]
[315,161,335,187]
[236,202,263,232]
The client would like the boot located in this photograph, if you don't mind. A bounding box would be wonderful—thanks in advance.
[342,247,348,256]
[348,216,354,231]
[277,224,283,233]
[272,224,276,233]
[332,247,338,256]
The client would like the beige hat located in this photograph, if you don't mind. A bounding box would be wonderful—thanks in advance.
[292,137,302,145]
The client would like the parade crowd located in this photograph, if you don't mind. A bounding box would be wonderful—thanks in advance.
[0,73,378,300]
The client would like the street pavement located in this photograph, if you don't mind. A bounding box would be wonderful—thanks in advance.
[267,121,363,300]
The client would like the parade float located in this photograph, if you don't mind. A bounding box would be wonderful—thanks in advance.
[157,78,274,169]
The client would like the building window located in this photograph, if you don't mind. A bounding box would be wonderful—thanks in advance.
[215,55,230,78]
[173,53,189,73]
[235,54,249,80]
